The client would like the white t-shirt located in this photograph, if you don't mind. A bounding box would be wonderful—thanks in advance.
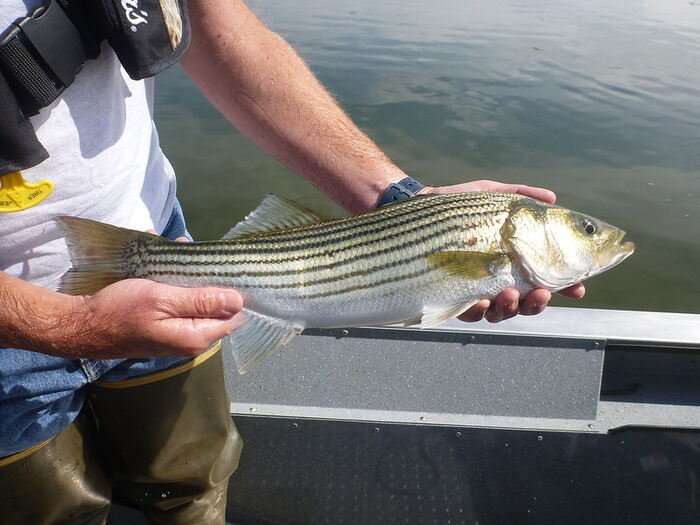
[0,1,177,289]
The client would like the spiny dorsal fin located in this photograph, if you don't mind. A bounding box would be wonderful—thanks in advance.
[427,251,508,280]
[222,194,326,239]
[221,308,304,373]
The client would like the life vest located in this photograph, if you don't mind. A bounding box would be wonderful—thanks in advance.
[0,0,190,176]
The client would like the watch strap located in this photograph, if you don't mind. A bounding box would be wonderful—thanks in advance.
[377,176,425,207]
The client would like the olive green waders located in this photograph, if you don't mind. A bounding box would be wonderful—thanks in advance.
[0,344,243,525]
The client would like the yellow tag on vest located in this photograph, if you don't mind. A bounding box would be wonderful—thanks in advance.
[0,172,54,213]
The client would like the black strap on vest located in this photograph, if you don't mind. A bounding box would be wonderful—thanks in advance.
[0,72,49,174]
[0,0,190,176]
[0,1,98,117]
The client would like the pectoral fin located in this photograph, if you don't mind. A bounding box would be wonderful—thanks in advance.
[427,251,508,280]
[222,308,304,374]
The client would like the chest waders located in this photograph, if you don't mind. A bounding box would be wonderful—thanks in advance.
[0,344,243,525]
[0,2,243,522]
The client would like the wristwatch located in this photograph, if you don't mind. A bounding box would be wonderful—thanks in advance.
[377,176,426,207]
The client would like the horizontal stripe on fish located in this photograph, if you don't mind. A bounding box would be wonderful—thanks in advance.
[144,209,501,262]
[133,216,500,289]
[140,234,452,279]
[142,240,446,289]
[146,194,511,254]
[145,263,441,300]
[136,213,479,270]
[140,208,507,270]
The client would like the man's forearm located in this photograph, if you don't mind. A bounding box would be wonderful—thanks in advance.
[0,272,87,357]
[0,270,245,359]
[182,0,407,213]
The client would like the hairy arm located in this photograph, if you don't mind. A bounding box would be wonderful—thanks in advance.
[181,0,406,213]
[0,271,242,358]
[0,272,83,355]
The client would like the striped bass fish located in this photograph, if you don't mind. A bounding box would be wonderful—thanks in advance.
[58,192,634,373]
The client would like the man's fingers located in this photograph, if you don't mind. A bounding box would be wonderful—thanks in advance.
[485,288,521,323]
[557,283,585,299]
[146,228,189,243]
[514,186,556,204]
[155,315,240,356]
[165,287,243,319]
[458,288,556,323]
[458,287,552,323]
[481,182,556,204]
[429,180,557,204]
[183,315,240,340]
[520,288,552,316]
[458,299,491,322]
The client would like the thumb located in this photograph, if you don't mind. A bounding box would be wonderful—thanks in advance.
[169,287,243,318]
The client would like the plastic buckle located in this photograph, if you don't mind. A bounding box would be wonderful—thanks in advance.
[0,171,54,213]
[3,0,86,92]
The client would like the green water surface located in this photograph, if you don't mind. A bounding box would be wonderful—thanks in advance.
[155,0,700,314]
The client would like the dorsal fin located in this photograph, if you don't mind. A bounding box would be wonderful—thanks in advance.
[222,194,326,239]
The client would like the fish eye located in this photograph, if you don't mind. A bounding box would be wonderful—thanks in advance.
[582,219,596,235]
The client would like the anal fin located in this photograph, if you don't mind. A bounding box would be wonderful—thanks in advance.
[419,300,479,328]
[222,309,304,374]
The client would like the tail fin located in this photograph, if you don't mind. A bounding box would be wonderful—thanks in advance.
[57,216,155,295]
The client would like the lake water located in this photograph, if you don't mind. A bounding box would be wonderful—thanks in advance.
[155,0,700,314]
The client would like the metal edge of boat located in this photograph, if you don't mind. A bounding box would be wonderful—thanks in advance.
[226,306,700,434]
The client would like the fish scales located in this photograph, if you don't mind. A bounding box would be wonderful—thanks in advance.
[57,191,634,373]
[133,194,513,303]
[153,210,498,267]
[112,195,517,333]
[139,194,509,272]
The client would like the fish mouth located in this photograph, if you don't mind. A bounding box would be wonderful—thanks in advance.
[601,230,635,269]
[619,240,635,256]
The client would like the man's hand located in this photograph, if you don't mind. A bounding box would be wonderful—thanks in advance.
[0,268,243,359]
[72,279,243,359]
[420,180,586,323]
[69,229,243,359]
[67,230,244,358]
[53,229,243,360]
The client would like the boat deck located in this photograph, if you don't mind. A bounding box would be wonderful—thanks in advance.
[112,307,700,524]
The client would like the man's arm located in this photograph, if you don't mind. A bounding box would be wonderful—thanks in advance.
[180,0,584,321]
[181,0,407,213]
[0,271,242,358]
